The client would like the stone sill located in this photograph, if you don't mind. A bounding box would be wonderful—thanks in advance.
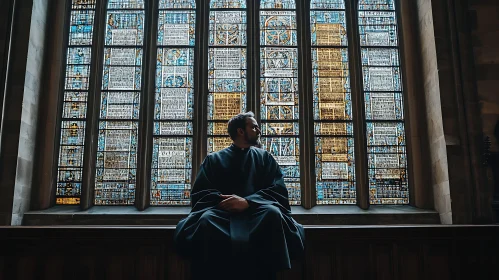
[23,205,440,226]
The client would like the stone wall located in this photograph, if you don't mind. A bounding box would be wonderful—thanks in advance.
[0,0,49,225]
[416,0,453,224]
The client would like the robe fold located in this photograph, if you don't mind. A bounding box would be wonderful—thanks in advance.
[174,145,305,275]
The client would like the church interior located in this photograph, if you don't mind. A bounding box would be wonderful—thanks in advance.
[1,0,499,279]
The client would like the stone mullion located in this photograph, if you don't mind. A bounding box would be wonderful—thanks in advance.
[81,0,106,210]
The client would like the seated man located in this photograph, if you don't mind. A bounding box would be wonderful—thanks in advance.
[174,112,305,280]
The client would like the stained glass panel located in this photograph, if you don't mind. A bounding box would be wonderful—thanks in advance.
[311,11,347,46]
[107,0,144,9]
[208,1,247,153]
[311,0,355,204]
[160,0,196,9]
[94,1,145,205]
[209,11,247,46]
[359,0,395,11]
[152,4,196,205]
[311,0,345,10]
[260,11,297,46]
[210,0,246,9]
[359,0,408,204]
[158,11,196,46]
[57,1,96,204]
[260,0,296,9]
[260,0,300,205]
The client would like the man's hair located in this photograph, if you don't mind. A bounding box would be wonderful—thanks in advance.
[227,112,255,141]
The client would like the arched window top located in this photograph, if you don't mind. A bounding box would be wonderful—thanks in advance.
[210,0,246,9]
[260,0,296,9]
[159,0,196,9]
[107,0,144,9]
[358,0,395,11]
[310,0,345,10]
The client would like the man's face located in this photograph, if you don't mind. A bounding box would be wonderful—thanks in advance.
[243,117,261,146]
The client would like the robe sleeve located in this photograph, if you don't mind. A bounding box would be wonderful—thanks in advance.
[244,152,291,213]
[190,155,223,212]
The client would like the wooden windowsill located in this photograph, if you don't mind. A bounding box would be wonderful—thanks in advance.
[23,205,440,226]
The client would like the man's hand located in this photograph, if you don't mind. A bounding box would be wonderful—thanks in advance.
[218,194,249,213]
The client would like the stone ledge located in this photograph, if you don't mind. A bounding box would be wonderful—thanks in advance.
[23,205,440,226]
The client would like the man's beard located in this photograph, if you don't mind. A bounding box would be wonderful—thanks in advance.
[244,132,261,148]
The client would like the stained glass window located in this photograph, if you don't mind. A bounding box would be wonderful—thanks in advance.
[260,0,300,205]
[311,0,355,205]
[358,0,408,204]
[56,0,97,205]
[207,0,247,153]
[94,0,145,205]
[150,0,196,205]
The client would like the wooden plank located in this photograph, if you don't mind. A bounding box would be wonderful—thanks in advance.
[371,243,394,280]
[424,242,452,280]
[396,242,422,280]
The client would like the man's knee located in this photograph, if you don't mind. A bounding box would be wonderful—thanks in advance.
[199,210,217,228]
[258,204,282,220]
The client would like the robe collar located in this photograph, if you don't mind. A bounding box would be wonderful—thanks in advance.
[229,143,251,152]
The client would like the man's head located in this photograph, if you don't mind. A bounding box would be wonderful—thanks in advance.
[227,112,261,147]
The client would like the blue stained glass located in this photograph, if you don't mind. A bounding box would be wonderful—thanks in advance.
[153,3,196,205]
[158,11,196,46]
[310,11,348,46]
[72,0,96,9]
[311,0,345,10]
[260,0,296,9]
[107,0,144,9]
[359,0,395,11]
[210,0,246,9]
[67,47,92,64]
[207,3,247,153]
[57,2,96,205]
[69,10,95,45]
[209,11,247,46]
[160,0,196,9]
[105,11,145,46]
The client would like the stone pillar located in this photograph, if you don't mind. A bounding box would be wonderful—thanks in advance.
[0,0,50,225]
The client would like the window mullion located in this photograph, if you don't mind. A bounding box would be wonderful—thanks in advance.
[191,0,206,188]
[81,0,107,210]
[248,0,258,116]
[347,0,369,210]
[298,0,315,209]
[135,0,158,210]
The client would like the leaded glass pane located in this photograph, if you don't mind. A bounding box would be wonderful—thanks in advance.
[160,0,196,9]
[57,2,96,204]
[107,0,144,9]
[311,0,345,10]
[359,0,395,11]
[94,2,145,205]
[152,4,196,205]
[358,10,398,47]
[260,0,296,9]
[209,11,247,46]
[208,2,247,153]
[311,11,347,46]
[311,0,355,204]
[260,0,300,205]
[359,1,408,204]
[260,11,297,46]
[151,138,192,205]
[69,10,95,45]
[158,11,195,46]
[210,0,246,9]
[104,11,144,46]
[72,0,96,9]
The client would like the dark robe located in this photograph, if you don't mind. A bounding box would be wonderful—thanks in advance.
[174,144,305,279]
